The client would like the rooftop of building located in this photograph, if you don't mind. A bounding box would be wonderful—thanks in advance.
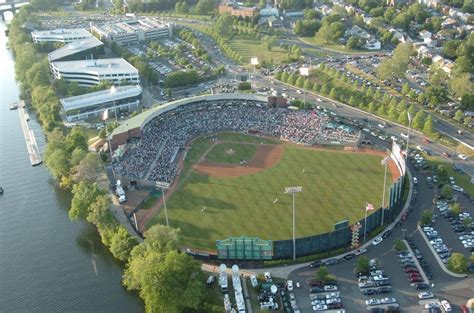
[48,37,104,62]
[92,18,170,36]
[60,85,142,111]
[31,28,92,38]
[51,58,139,75]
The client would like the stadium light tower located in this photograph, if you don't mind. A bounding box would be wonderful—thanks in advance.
[156,181,171,227]
[299,66,309,107]
[380,155,390,226]
[285,186,303,261]
[250,57,259,83]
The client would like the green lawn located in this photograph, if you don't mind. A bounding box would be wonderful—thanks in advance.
[301,36,372,54]
[216,132,277,144]
[147,143,391,250]
[206,142,257,164]
[228,35,289,64]
[426,157,474,196]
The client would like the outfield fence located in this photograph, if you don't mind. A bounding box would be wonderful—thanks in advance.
[217,175,406,261]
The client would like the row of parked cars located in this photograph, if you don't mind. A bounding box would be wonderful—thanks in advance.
[423,226,453,264]
[307,278,344,311]
[405,237,434,281]
[396,250,429,286]
[437,200,474,251]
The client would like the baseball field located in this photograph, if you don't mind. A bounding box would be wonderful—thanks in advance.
[146,132,393,251]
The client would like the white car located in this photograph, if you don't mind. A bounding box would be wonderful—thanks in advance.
[287,280,294,291]
[425,302,440,309]
[312,304,327,311]
[380,297,397,304]
[264,272,272,282]
[325,292,340,299]
[458,154,468,160]
[452,185,464,192]
[324,285,338,292]
[401,132,409,139]
[365,299,381,306]
[250,275,258,288]
[418,292,434,299]
[372,237,383,246]
[413,177,418,185]
[355,248,367,255]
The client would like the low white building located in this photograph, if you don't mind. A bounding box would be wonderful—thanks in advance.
[365,39,381,50]
[91,18,172,46]
[60,85,142,122]
[47,37,104,63]
[31,28,93,43]
[51,58,139,87]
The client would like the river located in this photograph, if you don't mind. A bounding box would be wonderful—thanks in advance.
[0,20,143,312]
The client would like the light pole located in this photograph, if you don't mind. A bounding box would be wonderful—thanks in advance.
[299,66,309,107]
[406,111,412,156]
[156,181,171,227]
[250,57,258,85]
[285,186,303,261]
[103,108,114,162]
[401,228,407,239]
[380,155,390,226]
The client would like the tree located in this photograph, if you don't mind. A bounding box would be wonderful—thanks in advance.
[398,110,409,126]
[464,116,472,127]
[86,194,116,229]
[441,184,453,199]
[316,24,332,44]
[315,266,331,283]
[377,104,387,116]
[388,105,398,121]
[295,76,305,88]
[281,71,289,83]
[463,217,472,229]
[454,110,464,122]
[394,238,407,251]
[69,182,103,221]
[420,210,433,226]
[110,225,137,261]
[73,153,103,183]
[294,19,304,36]
[449,73,474,98]
[402,83,411,95]
[347,36,362,49]
[355,256,370,273]
[412,110,425,130]
[66,127,88,153]
[45,148,70,180]
[288,73,298,86]
[423,115,435,134]
[329,87,337,99]
[447,253,468,273]
[175,1,189,14]
[123,225,203,312]
[214,14,233,38]
[449,202,462,216]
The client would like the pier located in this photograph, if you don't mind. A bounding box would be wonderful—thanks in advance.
[16,101,42,166]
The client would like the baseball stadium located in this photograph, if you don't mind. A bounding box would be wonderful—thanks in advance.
[110,94,405,259]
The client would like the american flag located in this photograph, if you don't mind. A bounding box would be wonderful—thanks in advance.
[366,203,375,211]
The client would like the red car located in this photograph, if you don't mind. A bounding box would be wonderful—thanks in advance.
[442,152,450,158]
[409,277,424,283]
[405,269,420,274]
[460,305,468,313]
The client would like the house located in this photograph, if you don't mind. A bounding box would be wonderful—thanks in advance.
[441,60,455,75]
[283,10,304,20]
[260,7,279,18]
[416,45,431,58]
[218,2,258,17]
[365,38,381,50]
[418,0,440,7]
[389,28,412,43]
[419,30,432,39]
[441,18,457,29]
[345,25,371,40]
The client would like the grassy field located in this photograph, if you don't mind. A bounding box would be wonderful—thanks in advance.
[301,36,372,54]
[147,133,391,250]
[426,157,474,196]
[228,35,289,64]
[206,142,256,164]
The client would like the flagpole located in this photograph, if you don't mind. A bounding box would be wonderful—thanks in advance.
[364,202,368,243]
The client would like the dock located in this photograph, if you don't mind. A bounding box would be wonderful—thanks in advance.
[16,101,42,166]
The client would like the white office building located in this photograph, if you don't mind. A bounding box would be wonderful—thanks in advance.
[47,37,104,63]
[91,18,172,45]
[51,58,140,87]
[60,85,142,122]
[31,28,93,43]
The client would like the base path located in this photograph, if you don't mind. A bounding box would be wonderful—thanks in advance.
[194,142,284,177]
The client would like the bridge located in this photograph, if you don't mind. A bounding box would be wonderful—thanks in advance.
[0,1,29,21]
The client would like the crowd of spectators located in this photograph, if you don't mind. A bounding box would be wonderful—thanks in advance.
[113,99,358,183]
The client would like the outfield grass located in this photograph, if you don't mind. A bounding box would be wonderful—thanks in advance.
[206,142,256,164]
[216,132,277,144]
[148,140,391,250]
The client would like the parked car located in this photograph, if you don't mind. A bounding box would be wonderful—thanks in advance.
[372,237,383,246]
[418,292,434,299]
